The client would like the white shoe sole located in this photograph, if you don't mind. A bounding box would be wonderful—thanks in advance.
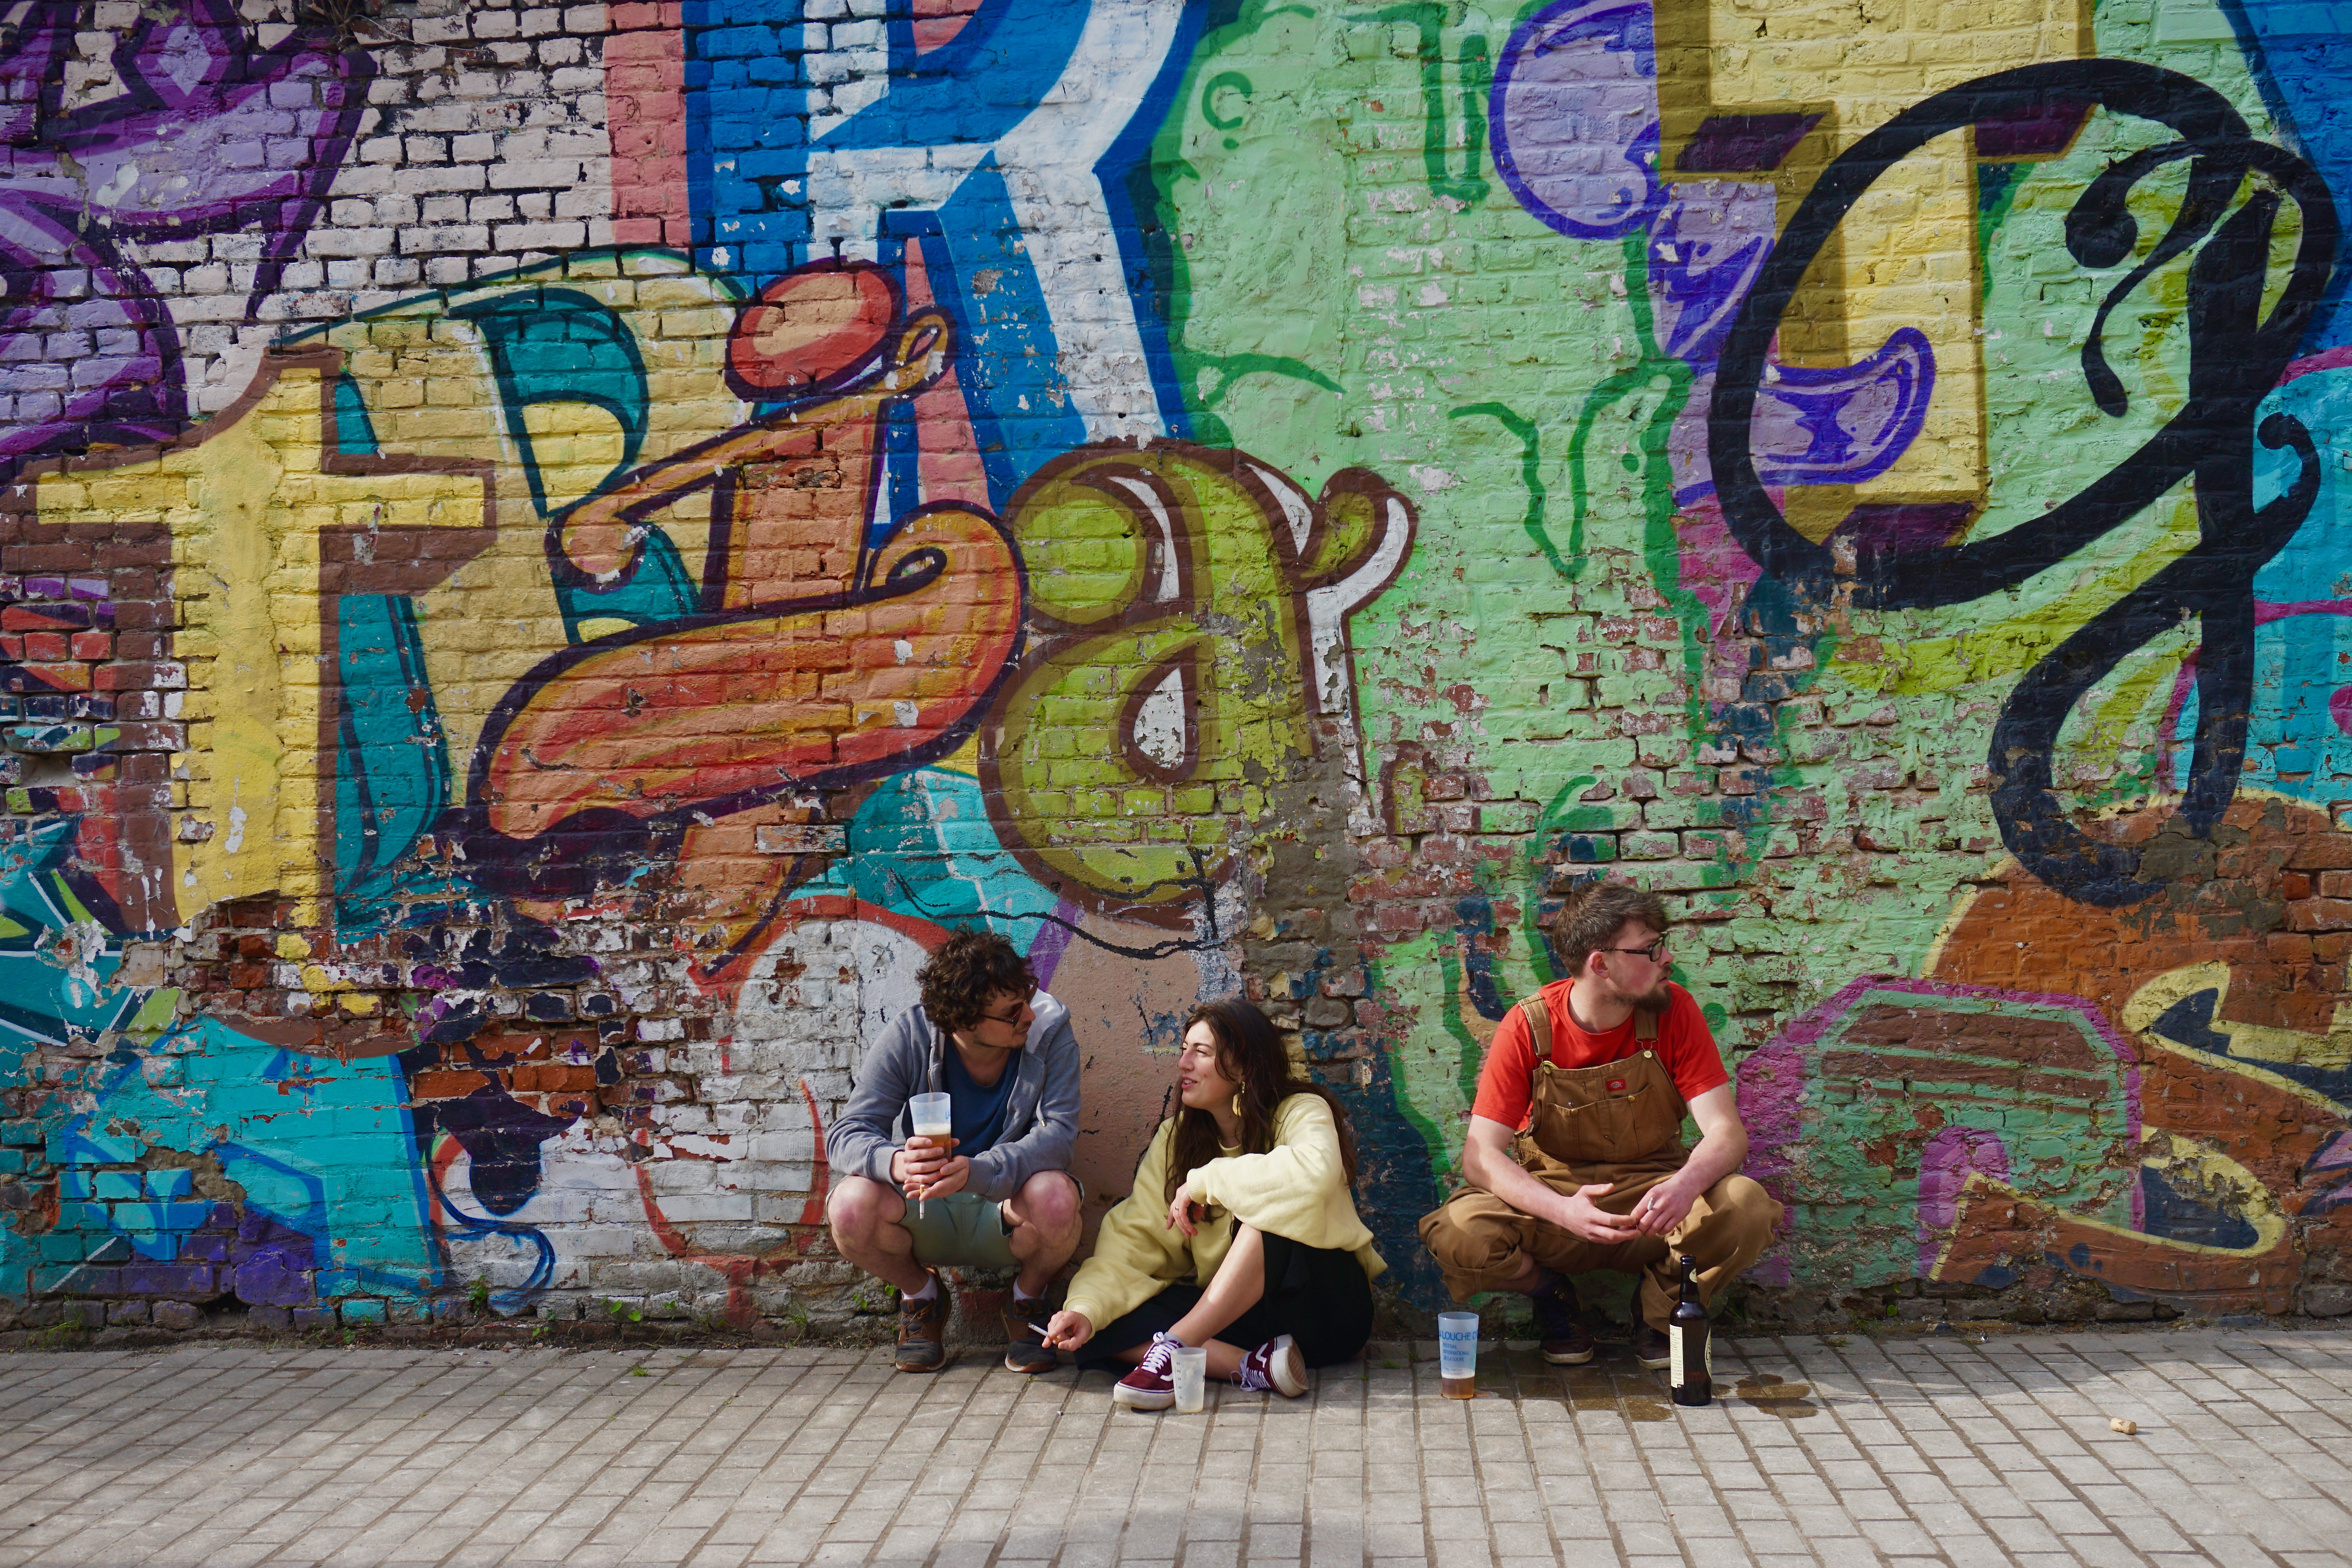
[1265,1334,1308,1398]
[1112,1380,1175,1410]
[1540,1344,1595,1366]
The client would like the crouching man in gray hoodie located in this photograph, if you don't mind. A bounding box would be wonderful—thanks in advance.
[824,928,1083,1373]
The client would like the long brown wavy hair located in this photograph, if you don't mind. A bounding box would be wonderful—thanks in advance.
[1163,998,1359,1204]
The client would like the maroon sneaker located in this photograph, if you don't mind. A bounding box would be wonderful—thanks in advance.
[1235,1333,1307,1397]
[1113,1331,1180,1410]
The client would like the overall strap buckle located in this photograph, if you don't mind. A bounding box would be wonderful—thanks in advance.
[1519,991,1661,1095]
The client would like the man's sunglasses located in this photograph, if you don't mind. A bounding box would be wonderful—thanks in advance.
[977,986,1038,1027]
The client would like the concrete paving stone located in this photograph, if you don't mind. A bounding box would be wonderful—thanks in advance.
[1834,1489,1909,1521]
[18,1332,2352,1563]
[1608,1521,1681,1555]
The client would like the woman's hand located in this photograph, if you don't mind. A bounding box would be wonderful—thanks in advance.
[1042,1308,1093,1351]
[1166,1181,1202,1237]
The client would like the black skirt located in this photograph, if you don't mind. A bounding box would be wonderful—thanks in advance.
[1076,1222,1374,1371]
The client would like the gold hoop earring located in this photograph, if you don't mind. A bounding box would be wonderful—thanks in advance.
[1231,1089,1245,1119]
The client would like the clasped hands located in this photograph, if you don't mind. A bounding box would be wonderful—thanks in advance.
[891,1134,969,1203]
[1557,1176,1694,1243]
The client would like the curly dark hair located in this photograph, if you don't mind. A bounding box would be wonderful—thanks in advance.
[917,928,1035,1034]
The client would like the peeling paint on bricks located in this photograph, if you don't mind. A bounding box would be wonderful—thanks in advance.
[4,0,2352,1343]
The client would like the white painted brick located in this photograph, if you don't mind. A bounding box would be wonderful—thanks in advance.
[494,220,586,250]
[307,227,396,258]
[490,158,582,189]
[391,167,490,195]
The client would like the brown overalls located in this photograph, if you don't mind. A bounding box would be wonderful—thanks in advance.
[1417,994,1782,1330]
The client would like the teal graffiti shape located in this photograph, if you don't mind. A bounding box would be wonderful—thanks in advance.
[822,767,1065,953]
[50,1018,438,1302]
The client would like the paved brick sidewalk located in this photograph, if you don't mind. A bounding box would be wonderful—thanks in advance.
[4,1327,2351,1567]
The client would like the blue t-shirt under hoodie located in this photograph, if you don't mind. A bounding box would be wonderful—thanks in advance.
[943,1045,1018,1158]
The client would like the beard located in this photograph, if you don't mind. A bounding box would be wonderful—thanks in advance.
[1610,975,1672,1014]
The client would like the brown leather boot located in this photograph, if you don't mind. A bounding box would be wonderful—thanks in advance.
[894,1272,946,1372]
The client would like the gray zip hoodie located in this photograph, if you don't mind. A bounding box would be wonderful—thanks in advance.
[824,991,1080,1203]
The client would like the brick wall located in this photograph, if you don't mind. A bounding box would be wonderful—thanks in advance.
[4,0,2352,1340]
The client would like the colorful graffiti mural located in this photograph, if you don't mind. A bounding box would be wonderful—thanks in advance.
[5,0,2352,1332]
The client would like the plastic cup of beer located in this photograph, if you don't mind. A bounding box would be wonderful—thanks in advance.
[1437,1311,1479,1399]
[908,1092,953,1216]
[1172,1346,1209,1412]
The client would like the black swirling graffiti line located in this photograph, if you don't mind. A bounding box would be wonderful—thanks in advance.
[1710,60,2338,908]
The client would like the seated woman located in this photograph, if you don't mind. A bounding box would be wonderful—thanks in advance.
[1042,998,1386,1408]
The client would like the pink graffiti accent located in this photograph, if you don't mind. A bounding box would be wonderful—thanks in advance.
[1673,494,1763,642]
[1731,1031,1804,1287]
[1916,1127,2011,1277]
[2279,345,2352,387]
[912,0,984,53]
[903,236,993,510]
[606,3,691,248]
[2310,1129,2352,1176]
[2254,599,2352,625]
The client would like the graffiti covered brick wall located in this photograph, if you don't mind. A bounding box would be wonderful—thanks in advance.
[4,0,2352,1335]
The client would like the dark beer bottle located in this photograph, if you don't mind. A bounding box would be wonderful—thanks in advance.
[1669,1253,1710,1407]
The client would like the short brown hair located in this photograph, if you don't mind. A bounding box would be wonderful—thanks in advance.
[1547,883,1668,976]
[917,929,1034,1033]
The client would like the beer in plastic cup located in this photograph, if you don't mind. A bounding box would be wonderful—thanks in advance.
[1438,1311,1478,1399]
[1172,1346,1208,1412]
[908,1092,953,1216]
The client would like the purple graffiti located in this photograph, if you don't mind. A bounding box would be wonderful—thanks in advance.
[1489,0,1659,241]
[1492,0,1935,501]
[0,0,368,473]
[1751,327,1937,486]
[1645,181,1773,364]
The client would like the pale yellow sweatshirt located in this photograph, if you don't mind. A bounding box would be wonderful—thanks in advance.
[1063,1092,1388,1332]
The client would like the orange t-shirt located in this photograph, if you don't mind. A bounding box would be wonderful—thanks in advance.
[1470,980,1728,1131]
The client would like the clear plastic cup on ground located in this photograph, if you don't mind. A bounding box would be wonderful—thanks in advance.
[1437,1310,1479,1399]
[1172,1346,1208,1412]
[908,1092,953,1216]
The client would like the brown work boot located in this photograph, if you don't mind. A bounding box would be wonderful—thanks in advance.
[1531,1283,1594,1365]
[1631,1321,1672,1371]
[894,1273,946,1372]
[1003,1293,1056,1374]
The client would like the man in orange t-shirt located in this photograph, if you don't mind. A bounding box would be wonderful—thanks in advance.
[1419,883,1781,1369]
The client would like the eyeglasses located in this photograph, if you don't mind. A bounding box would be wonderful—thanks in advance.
[1603,937,1668,962]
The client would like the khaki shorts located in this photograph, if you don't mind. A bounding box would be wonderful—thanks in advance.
[899,1191,1020,1271]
